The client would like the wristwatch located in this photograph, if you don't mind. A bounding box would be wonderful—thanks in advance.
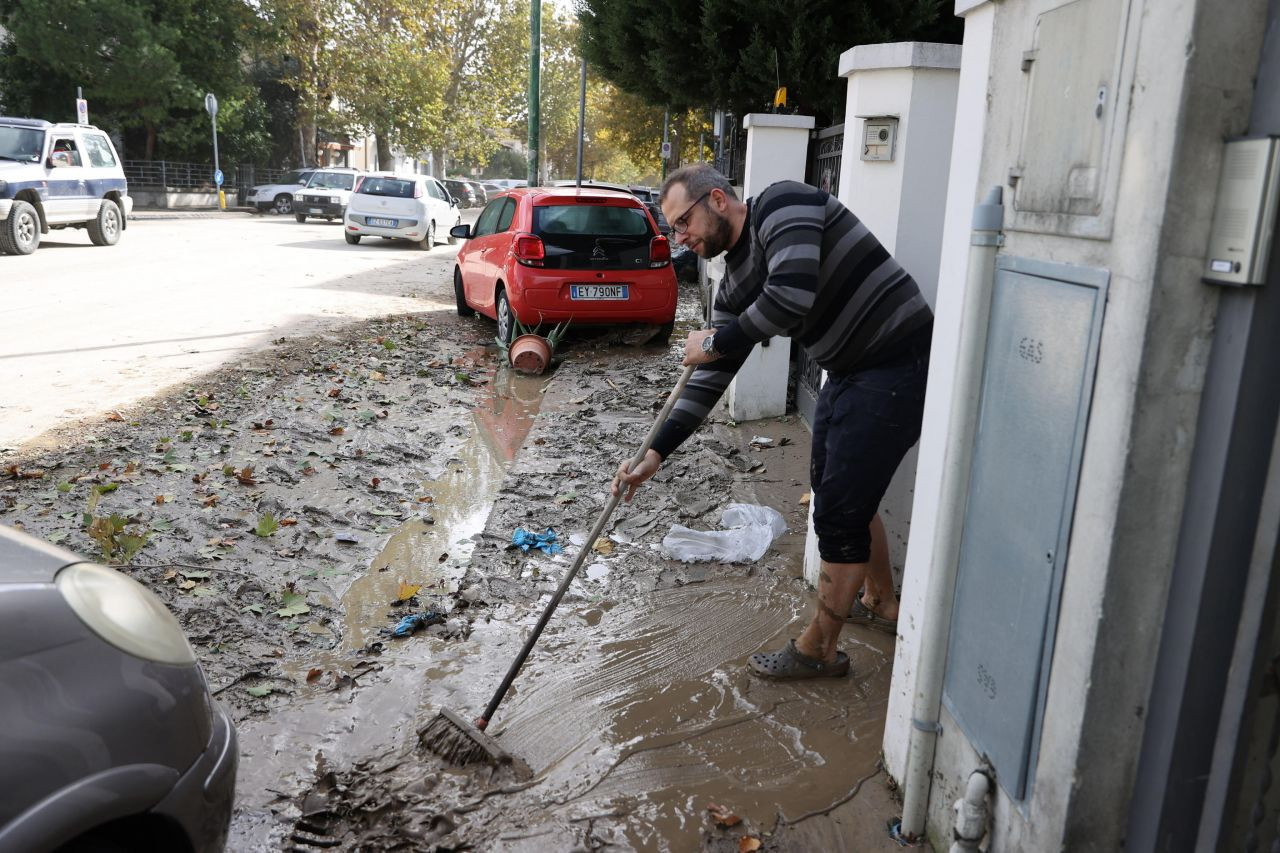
[701,333,718,357]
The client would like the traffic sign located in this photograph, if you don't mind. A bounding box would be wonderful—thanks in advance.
[660,141,671,160]
[214,169,224,187]
[75,98,88,125]
[204,93,218,119]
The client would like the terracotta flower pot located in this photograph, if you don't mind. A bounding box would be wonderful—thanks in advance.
[509,334,552,375]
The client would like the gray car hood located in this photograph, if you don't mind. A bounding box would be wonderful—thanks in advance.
[0,525,81,584]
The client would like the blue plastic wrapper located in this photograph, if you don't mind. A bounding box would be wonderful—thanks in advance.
[511,527,562,555]
[389,611,443,638]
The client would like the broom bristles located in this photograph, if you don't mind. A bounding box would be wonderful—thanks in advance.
[419,707,531,779]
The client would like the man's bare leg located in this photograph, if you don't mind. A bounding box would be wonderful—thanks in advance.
[860,513,899,621]
[796,559,865,662]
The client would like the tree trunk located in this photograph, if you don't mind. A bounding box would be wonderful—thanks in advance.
[301,121,318,167]
[145,123,156,161]
[375,132,393,171]
[431,148,445,177]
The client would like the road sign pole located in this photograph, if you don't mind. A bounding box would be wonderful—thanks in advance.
[527,0,541,187]
[205,93,224,211]
[661,108,670,181]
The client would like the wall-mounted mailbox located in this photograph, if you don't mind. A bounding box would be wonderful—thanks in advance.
[860,116,897,161]
[1204,137,1280,286]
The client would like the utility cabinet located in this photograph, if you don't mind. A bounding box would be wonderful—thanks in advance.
[943,256,1108,798]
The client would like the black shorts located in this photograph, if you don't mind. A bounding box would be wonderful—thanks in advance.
[810,335,929,564]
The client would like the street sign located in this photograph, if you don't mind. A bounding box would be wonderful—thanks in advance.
[75,98,88,125]
[204,93,218,119]
[660,141,671,160]
[214,169,224,187]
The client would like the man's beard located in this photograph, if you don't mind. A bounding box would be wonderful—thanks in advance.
[696,211,734,258]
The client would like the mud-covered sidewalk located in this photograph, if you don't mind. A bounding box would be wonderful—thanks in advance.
[1,284,904,851]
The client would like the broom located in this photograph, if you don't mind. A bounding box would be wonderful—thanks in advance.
[420,362,697,770]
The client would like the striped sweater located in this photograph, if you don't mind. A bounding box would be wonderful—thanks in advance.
[651,180,933,459]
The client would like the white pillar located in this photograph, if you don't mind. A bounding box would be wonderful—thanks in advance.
[724,113,815,423]
[801,43,961,589]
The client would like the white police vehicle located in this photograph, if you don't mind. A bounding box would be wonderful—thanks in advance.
[0,116,133,255]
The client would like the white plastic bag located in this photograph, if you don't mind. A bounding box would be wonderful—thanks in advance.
[661,503,787,563]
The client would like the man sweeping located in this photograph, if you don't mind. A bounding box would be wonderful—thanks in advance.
[611,164,932,679]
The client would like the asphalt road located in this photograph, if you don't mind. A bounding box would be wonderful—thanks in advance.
[0,207,481,452]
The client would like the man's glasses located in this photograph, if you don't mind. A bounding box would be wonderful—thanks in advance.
[670,191,711,235]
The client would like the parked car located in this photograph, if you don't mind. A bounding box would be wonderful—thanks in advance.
[465,180,488,207]
[343,173,462,249]
[0,116,133,255]
[450,186,677,344]
[292,167,361,222]
[442,179,476,208]
[244,169,316,215]
[0,525,237,851]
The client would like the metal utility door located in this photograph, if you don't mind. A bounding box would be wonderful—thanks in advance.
[943,256,1108,798]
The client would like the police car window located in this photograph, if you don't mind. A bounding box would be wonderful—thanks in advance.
[51,138,82,167]
[82,134,117,168]
[0,126,44,162]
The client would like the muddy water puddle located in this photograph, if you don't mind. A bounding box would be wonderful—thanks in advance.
[229,367,545,844]
[462,576,895,849]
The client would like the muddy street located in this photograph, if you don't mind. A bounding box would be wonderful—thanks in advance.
[1,262,903,851]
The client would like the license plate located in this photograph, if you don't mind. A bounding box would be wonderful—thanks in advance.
[309,207,323,214]
[367,217,397,227]
[570,284,629,300]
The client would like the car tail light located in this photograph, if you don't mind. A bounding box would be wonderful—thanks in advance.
[650,235,671,267]
[515,232,545,267]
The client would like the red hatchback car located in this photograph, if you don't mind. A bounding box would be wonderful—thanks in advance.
[449,186,678,343]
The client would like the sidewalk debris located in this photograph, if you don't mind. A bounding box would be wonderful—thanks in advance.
[387,611,444,638]
[661,503,787,564]
[511,526,563,555]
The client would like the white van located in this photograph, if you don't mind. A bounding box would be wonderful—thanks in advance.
[0,116,133,255]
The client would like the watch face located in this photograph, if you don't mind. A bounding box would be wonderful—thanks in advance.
[702,335,715,353]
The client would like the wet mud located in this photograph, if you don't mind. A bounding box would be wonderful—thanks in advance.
[1,282,905,851]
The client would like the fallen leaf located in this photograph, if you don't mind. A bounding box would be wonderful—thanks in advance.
[592,538,615,556]
[255,513,280,537]
[396,582,421,602]
[370,370,386,382]
[163,569,178,580]
[279,518,298,527]
[327,388,342,397]
[155,495,166,505]
[708,804,741,828]
[800,493,811,506]
[236,466,257,486]
[178,579,197,591]
[202,494,219,508]
[245,685,273,697]
[275,590,310,618]
[306,668,323,683]
[739,838,761,852]
[329,426,345,436]
[105,412,124,422]
[370,477,380,488]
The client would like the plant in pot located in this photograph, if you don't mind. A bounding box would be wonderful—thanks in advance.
[500,315,571,375]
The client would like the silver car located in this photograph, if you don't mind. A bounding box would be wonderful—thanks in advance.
[0,525,236,852]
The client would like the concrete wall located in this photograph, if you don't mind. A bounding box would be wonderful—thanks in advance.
[883,3,995,789]
[884,0,1272,848]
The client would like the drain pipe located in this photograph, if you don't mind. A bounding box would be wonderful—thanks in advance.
[950,769,992,852]
[899,186,1005,839]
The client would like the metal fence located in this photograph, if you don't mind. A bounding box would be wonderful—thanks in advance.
[807,123,844,195]
[122,160,291,198]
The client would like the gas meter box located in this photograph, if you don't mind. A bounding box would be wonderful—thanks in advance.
[1204,136,1280,286]
[860,116,897,162]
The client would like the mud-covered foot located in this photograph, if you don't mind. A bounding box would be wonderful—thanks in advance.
[748,639,850,680]
[846,598,899,634]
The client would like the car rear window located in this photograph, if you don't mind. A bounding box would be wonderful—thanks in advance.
[532,202,655,270]
[358,177,415,198]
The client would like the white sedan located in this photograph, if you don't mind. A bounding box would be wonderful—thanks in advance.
[244,168,317,214]
[343,174,462,249]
